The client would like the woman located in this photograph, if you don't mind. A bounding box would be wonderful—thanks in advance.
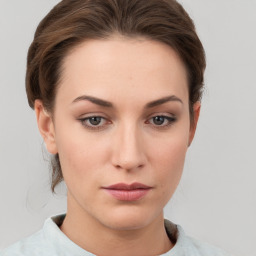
[1,0,232,255]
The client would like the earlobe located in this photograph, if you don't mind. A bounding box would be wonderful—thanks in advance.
[188,101,201,147]
[34,100,58,154]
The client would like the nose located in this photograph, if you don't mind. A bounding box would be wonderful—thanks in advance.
[111,123,146,172]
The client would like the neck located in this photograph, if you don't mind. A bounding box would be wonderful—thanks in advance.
[60,194,173,256]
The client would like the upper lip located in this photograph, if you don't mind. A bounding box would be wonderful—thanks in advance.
[103,182,152,190]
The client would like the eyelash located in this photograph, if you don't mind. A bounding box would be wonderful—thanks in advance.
[78,116,110,131]
[78,115,176,131]
[146,115,176,129]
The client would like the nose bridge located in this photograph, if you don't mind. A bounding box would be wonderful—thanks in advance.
[111,120,145,171]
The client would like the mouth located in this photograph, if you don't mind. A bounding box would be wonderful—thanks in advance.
[102,182,152,201]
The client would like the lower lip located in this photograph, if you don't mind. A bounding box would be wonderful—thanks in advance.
[104,188,151,201]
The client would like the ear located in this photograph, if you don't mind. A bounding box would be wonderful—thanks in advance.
[34,100,58,154]
[188,101,201,147]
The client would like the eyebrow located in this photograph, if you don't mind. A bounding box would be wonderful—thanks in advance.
[145,95,183,108]
[72,95,113,107]
[71,94,183,108]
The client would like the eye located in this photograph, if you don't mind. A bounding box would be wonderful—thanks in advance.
[147,115,176,127]
[87,116,103,126]
[79,116,109,130]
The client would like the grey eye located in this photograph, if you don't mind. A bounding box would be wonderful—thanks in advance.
[147,115,176,127]
[79,116,110,131]
[152,116,165,125]
[88,117,102,126]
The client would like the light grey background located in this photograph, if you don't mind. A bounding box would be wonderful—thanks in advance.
[0,0,255,255]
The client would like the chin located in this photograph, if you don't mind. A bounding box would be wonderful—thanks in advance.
[96,205,162,231]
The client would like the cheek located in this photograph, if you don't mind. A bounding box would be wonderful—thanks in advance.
[55,126,111,185]
[154,140,187,178]
[150,126,189,168]
[149,129,189,194]
[58,140,99,170]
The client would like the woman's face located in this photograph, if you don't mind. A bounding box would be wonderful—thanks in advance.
[37,36,199,230]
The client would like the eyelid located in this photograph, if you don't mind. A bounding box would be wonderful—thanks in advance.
[145,113,177,128]
[146,112,176,120]
[78,114,112,131]
[77,112,177,131]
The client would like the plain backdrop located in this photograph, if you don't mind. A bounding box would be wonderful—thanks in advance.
[0,0,256,255]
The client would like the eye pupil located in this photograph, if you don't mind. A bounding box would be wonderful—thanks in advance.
[153,116,165,125]
[89,117,102,125]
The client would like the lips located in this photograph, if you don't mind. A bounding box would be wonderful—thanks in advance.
[102,183,152,201]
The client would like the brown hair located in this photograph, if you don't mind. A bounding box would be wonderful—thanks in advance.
[26,0,206,193]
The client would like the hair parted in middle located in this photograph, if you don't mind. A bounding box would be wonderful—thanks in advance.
[26,0,206,192]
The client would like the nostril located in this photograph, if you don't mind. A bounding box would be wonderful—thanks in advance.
[111,133,147,171]
[114,163,144,172]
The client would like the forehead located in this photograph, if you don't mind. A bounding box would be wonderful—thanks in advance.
[57,36,189,106]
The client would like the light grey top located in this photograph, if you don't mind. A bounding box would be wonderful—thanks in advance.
[1,214,232,256]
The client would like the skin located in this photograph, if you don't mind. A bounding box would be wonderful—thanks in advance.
[35,35,200,256]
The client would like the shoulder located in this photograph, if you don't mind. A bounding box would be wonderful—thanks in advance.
[185,235,233,256]
[164,219,234,256]
[0,229,48,256]
[0,214,91,256]
[0,215,66,256]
